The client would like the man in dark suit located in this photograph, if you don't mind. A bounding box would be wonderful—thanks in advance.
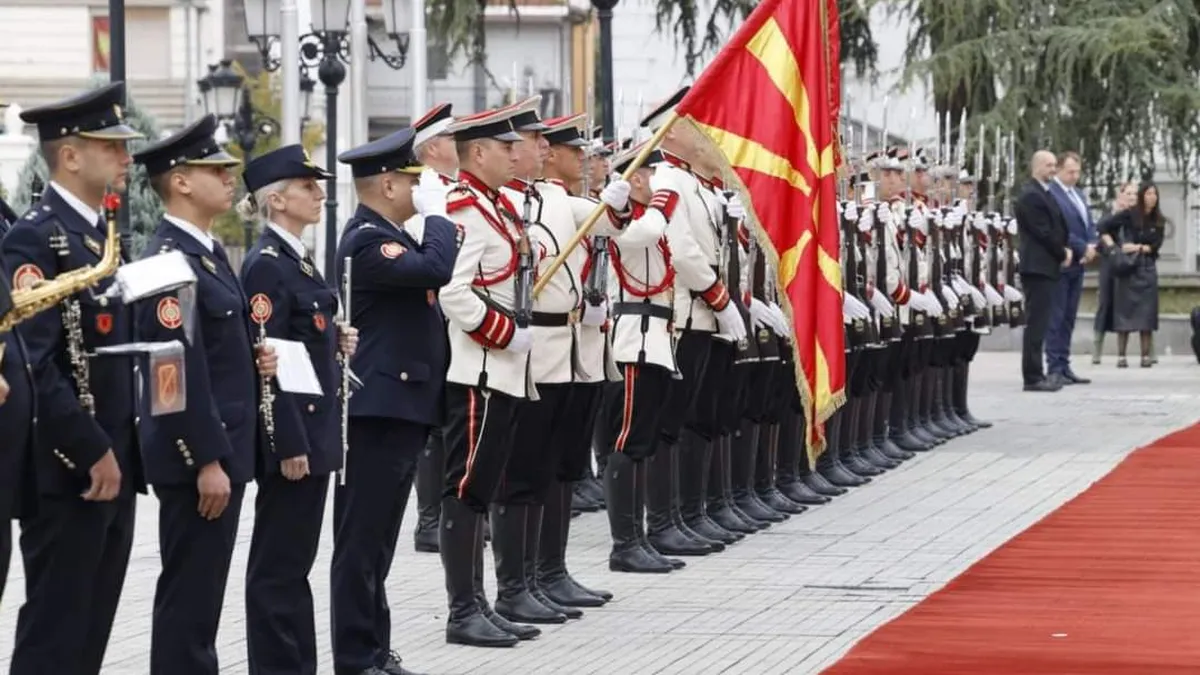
[1015,150,1072,392]
[1046,151,1096,385]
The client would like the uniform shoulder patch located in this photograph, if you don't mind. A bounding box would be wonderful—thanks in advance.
[249,293,273,324]
[156,296,183,329]
[261,245,279,258]
[380,241,407,259]
[447,187,478,213]
[11,263,44,290]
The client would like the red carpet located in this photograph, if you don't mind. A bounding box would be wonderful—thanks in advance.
[822,422,1200,674]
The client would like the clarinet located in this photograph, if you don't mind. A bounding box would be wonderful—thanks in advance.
[254,320,276,454]
[338,256,353,486]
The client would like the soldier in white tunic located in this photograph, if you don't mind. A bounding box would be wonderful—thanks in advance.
[436,105,538,649]
[636,89,748,559]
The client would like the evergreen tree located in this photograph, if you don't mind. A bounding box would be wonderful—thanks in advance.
[897,0,1200,197]
[429,0,877,82]
[12,75,164,255]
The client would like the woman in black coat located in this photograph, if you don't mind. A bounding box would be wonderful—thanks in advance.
[1098,181,1164,368]
[1092,181,1137,363]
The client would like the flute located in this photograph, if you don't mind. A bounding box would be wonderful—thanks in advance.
[338,255,353,486]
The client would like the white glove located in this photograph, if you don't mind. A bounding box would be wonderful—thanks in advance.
[507,327,533,353]
[599,179,631,212]
[940,285,958,308]
[970,213,986,231]
[648,170,678,194]
[1002,285,1024,302]
[907,208,925,233]
[988,213,1004,231]
[727,193,746,219]
[868,288,894,316]
[843,293,871,322]
[748,298,772,331]
[767,301,791,336]
[714,303,748,342]
[843,200,858,223]
[916,290,944,316]
[412,168,451,218]
[581,301,607,327]
[856,203,874,233]
[876,202,894,226]
[965,284,987,310]
[984,284,1005,307]
[950,274,972,297]
[1005,218,1018,235]
[931,210,944,229]
[945,208,964,229]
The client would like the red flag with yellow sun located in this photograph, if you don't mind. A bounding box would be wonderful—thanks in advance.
[675,0,844,461]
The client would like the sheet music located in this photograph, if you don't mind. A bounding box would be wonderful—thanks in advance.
[265,337,323,396]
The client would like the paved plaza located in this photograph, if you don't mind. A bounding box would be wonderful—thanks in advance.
[1,351,1197,675]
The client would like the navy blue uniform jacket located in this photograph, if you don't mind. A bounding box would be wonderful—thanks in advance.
[1,187,143,498]
[241,227,342,476]
[0,270,38,518]
[135,219,259,486]
[334,204,457,428]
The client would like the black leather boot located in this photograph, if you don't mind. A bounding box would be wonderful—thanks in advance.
[523,505,583,620]
[874,391,914,461]
[572,480,602,512]
[680,433,739,545]
[818,409,868,486]
[675,431,729,549]
[927,366,960,437]
[606,454,674,573]
[857,390,899,469]
[890,378,929,452]
[776,411,832,504]
[755,422,807,514]
[733,423,786,523]
[413,432,443,553]
[840,398,882,476]
[645,445,714,556]
[490,504,567,624]
[921,368,954,440]
[908,372,941,446]
[707,435,759,534]
[954,362,991,429]
[442,498,519,647]
[472,525,540,641]
[940,366,972,434]
[538,481,608,606]
[635,458,684,569]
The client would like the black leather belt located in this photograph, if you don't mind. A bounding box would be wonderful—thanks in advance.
[531,310,581,327]
[612,302,672,321]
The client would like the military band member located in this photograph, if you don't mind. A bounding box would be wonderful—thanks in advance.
[0,270,36,606]
[437,105,536,648]
[601,140,684,573]
[132,114,277,675]
[331,128,454,675]
[2,82,143,675]
[528,113,619,609]
[236,144,360,675]
[409,101,460,555]
[637,89,748,559]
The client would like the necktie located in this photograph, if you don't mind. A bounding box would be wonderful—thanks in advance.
[1068,189,1088,223]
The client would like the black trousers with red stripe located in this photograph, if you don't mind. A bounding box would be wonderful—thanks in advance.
[560,382,604,481]
[442,384,521,513]
[601,363,673,462]
[496,383,574,505]
[658,330,714,447]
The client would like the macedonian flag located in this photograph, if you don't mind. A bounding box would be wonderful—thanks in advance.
[675,0,844,461]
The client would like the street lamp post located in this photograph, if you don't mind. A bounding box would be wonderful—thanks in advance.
[199,59,299,248]
[242,0,412,277]
[591,0,619,144]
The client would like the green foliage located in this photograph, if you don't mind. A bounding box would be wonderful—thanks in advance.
[897,0,1200,197]
[210,62,327,246]
[429,0,876,80]
[12,75,164,256]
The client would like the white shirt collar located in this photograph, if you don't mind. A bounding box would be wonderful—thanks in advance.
[267,222,307,258]
[164,214,214,252]
[49,181,100,229]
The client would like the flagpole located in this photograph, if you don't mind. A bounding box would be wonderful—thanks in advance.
[532,112,680,297]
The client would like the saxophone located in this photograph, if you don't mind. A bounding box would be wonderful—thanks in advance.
[0,188,123,370]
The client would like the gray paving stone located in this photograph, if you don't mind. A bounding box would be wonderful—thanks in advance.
[0,352,1197,674]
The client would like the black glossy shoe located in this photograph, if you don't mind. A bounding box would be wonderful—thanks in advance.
[647,524,717,556]
[686,514,743,544]
[860,443,899,470]
[778,477,831,504]
[758,487,807,514]
[708,501,759,534]
[447,612,520,648]
[381,652,426,675]
[610,543,674,573]
[478,596,541,640]
[1023,379,1062,392]
[802,471,847,496]
[540,576,606,607]
[530,587,582,620]
[876,435,914,461]
[841,449,883,476]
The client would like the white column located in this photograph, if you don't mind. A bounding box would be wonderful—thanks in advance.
[280,0,301,145]
[411,0,427,119]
